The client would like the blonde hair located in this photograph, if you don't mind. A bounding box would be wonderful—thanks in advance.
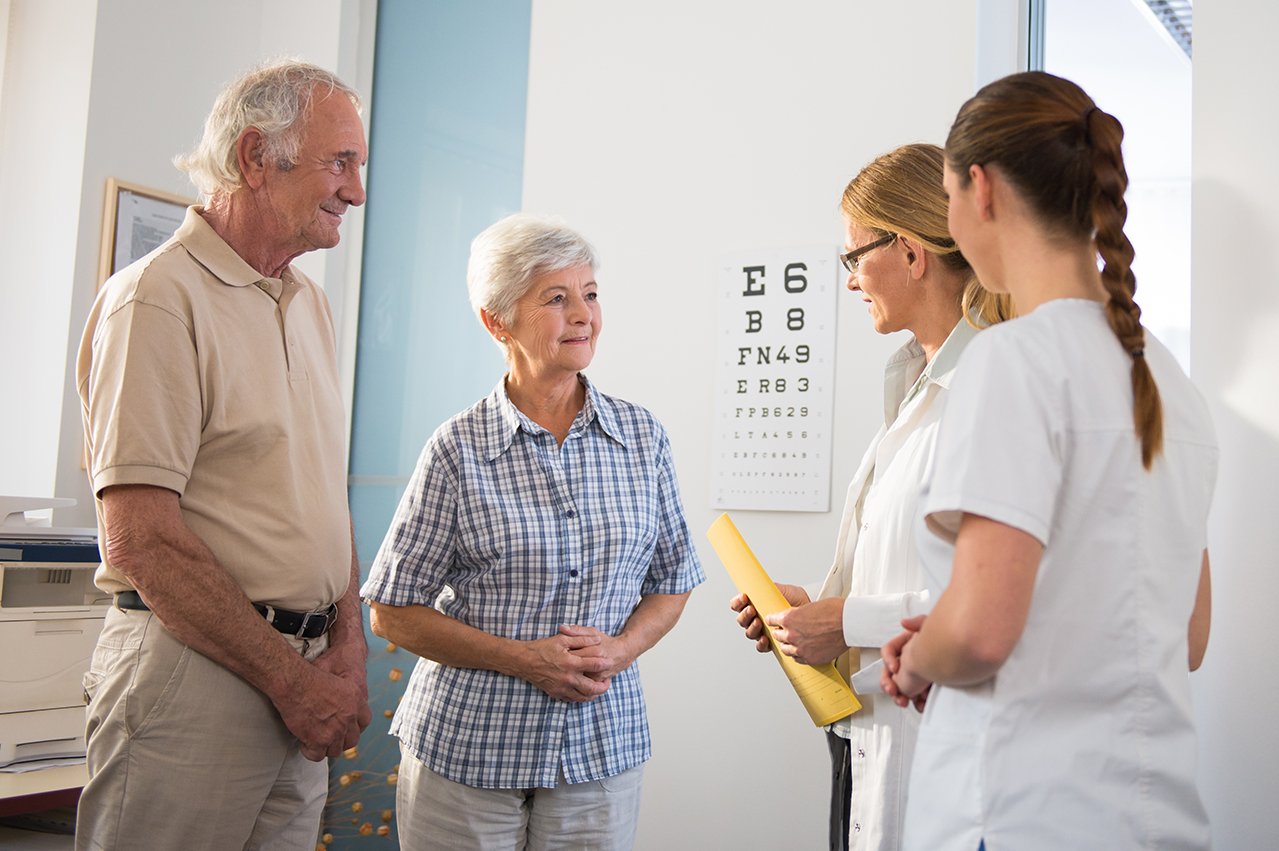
[841,143,1012,327]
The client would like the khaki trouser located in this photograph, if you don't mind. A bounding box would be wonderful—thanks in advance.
[75,607,328,851]
[396,745,644,850]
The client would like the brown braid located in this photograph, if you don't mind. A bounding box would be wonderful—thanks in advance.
[1086,108,1164,468]
[945,71,1164,469]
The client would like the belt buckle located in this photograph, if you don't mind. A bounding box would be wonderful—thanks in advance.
[296,606,334,639]
[296,610,320,639]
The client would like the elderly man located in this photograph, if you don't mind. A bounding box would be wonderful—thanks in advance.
[75,60,370,850]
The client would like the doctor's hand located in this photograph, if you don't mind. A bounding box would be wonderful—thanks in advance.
[881,615,931,711]
[730,584,810,653]
[764,598,848,666]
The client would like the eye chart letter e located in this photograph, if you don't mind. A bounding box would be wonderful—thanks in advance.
[711,246,839,512]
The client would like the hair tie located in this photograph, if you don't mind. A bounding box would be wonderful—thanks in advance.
[1131,347,1145,359]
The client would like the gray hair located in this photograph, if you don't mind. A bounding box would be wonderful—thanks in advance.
[466,213,599,330]
[174,59,360,199]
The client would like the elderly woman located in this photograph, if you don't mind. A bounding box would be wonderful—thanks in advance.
[362,213,704,850]
[730,143,1009,851]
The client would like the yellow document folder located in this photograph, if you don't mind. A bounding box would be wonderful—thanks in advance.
[708,513,862,727]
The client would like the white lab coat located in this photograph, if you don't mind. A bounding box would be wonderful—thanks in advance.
[813,319,977,851]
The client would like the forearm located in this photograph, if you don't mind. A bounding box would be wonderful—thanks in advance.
[1188,549,1211,671]
[901,611,1003,687]
[614,592,691,664]
[327,526,369,659]
[901,514,1040,688]
[106,505,309,704]
[369,602,527,676]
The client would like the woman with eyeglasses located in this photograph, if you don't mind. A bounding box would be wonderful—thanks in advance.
[730,142,1010,851]
[881,72,1215,851]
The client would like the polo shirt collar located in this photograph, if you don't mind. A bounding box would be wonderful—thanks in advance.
[177,205,280,289]
[482,373,626,461]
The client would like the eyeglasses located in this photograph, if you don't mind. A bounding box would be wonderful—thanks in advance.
[839,233,896,274]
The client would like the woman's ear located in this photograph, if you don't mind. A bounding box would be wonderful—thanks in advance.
[901,237,927,280]
[970,163,995,222]
[480,309,508,342]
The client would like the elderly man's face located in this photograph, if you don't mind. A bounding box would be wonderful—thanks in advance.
[263,90,367,255]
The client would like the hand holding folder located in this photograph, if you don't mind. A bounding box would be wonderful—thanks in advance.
[708,513,861,726]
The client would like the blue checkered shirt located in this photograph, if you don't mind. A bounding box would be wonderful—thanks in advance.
[361,375,704,788]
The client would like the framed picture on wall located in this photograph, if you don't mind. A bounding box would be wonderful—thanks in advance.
[97,178,192,286]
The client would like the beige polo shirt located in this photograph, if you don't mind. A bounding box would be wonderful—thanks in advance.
[77,206,351,611]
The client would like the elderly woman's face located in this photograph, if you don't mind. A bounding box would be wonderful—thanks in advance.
[505,263,601,378]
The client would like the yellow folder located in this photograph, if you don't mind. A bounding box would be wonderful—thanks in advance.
[708,513,862,726]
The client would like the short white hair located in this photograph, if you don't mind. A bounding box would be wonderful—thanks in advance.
[174,59,360,199]
[466,213,599,329]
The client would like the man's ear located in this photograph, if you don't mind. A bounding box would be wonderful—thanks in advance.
[237,128,267,189]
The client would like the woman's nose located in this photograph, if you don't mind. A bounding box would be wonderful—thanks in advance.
[568,295,591,321]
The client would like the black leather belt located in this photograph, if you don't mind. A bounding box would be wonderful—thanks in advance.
[114,589,337,639]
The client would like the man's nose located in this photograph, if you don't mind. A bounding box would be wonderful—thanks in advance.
[341,166,366,207]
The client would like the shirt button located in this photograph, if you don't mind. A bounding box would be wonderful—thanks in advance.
[569,570,579,578]
[565,509,576,518]
[258,281,269,290]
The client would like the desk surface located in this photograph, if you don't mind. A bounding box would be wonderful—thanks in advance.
[0,764,88,800]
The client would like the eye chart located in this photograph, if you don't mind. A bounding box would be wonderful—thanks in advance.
[711,246,839,512]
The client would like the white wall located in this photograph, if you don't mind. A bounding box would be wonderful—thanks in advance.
[1190,2,1279,847]
[524,1,990,846]
[0,0,373,526]
[0,0,96,508]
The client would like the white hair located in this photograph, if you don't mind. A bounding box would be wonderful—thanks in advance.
[174,59,360,199]
[466,214,599,332]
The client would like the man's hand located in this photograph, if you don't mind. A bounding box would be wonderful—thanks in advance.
[517,631,612,703]
[730,584,810,653]
[312,640,372,751]
[273,664,370,761]
[764,597,848,666]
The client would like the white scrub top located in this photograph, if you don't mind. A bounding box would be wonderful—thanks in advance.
[904,300,1216,851]
[813,318,977,851]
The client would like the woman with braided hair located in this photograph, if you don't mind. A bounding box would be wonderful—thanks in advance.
[879,72,1216,850]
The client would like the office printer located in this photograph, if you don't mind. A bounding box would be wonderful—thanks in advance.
[0,496,109,768]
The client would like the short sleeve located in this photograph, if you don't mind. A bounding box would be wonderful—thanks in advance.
[923,329,1063,547]
[640,430,705,595]
[361,433,460,607]
[86,300,201,496]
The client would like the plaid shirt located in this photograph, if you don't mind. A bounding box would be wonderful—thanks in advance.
[361,375,704,788]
